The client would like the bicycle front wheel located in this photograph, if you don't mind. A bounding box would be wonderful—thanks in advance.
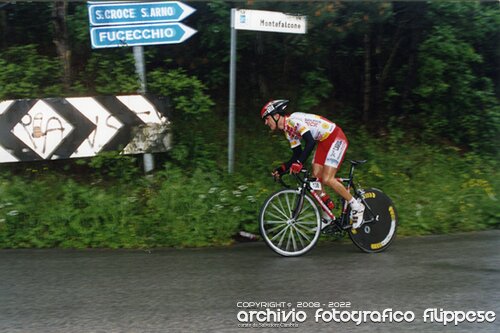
[259,189,321,257]
[348,188,397,253]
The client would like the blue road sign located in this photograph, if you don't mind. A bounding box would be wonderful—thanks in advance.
[88,1,196,26]
[90,22,197,49]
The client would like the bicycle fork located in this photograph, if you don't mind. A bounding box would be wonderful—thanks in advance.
[291,184,307,220]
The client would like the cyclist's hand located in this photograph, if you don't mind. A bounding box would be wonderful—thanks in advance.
[290,161,303,174]
[273,164,286,177]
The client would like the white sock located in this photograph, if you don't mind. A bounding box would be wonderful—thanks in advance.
[349,198,357,207]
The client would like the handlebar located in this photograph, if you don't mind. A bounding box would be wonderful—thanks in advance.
[273,168,310,188]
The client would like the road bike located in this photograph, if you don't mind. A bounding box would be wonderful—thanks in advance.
[259,160,397,256]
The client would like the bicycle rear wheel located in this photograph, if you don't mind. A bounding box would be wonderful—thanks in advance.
[348,188,397,253]
[259,189,321,257]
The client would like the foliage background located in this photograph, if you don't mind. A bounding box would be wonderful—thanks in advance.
[0,1,498,248]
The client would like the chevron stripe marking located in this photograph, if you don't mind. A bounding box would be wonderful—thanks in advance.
[66,97,123,158]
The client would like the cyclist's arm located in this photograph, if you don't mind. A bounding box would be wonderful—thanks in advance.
[298,131,315,164]
[282,146,302,171]
[283,131,315,169]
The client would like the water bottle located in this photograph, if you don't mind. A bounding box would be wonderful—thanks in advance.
[320,192,335,210]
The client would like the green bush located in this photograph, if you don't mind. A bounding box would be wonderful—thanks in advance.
[0,162,270,248]
[75,151,141,183]
[148,68,214,118]
[346,132,499,235]
[0,45,63,99]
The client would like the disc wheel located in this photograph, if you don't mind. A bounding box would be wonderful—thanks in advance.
[348,188,397,253]
[259,189,321,257]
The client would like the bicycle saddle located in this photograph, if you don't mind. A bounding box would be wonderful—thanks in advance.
[349,160,367,165]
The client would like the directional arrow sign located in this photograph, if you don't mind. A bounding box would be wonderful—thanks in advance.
[88,1,196,26]
[90,22,197,48]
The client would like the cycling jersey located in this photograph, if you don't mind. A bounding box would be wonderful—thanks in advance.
[283,112,347,169]
[284,112,336,148]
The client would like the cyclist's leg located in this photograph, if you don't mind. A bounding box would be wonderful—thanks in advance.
[321,166,352,201]
[312,148,332,201]
[322,171,365,228]
[315,127,351,201]
[312,163,323,179]
[312,149,335,223]
[311,144,329,200]
[319,128,364,227]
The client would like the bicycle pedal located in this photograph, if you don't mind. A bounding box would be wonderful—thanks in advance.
[321,224,334,233]
[322,224,344,238]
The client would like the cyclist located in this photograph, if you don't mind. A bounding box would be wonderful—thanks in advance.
[262,99,365,229]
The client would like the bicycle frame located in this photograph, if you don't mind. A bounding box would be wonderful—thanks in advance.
[285,162,377,231]
[262,161,397,256]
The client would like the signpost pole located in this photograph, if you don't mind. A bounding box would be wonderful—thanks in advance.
[227,9,306,174]
[133,45,154,173]
[228,8,237,174]
[133,46,146,94]
[86,1,199,174]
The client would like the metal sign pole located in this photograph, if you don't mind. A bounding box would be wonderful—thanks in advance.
[133,46,147,94]
[227,9,306,174]
[86,1,199,175]
[228,8,237,174]
[133,45,154,173]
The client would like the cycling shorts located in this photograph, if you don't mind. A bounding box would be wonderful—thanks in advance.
[312,126,348,169]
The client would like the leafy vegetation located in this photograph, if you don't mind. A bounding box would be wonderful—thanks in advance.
[0,1,498,248]
[0,45,63,99]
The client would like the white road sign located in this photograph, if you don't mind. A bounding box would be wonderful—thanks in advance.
[0,95,171,163]
[234,9,307,34]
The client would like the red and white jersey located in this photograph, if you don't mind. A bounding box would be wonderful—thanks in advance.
[284,112,336,148]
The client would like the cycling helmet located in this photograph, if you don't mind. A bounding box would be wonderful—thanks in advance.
[260,99,289,119]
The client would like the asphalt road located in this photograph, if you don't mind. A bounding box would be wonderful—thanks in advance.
[0,231,498,333]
